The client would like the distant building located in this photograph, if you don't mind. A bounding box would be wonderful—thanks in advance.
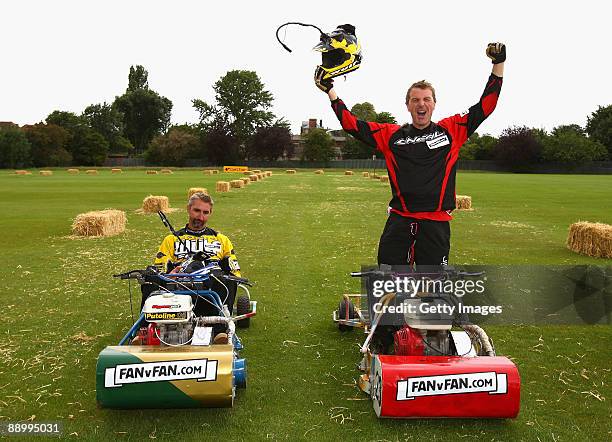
[289,118,346,160]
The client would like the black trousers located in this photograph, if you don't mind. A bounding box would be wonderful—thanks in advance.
[377,213,450,266]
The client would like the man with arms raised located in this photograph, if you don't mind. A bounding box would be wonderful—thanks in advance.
[315,43,506,266]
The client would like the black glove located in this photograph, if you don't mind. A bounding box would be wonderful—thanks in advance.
[486,42,506,64]
[314,66,334,93]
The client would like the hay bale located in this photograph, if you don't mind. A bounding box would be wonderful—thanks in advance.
[265,171,272,177]
[243,171,253,176]
[241,178,251,185]
[39,170,53,176]
[146,170,158,175]
[216,181,230,192]
[188,187,208,198]
[212,170,219,175]
[345,170,354,176]
[362,172,370,178]
[370,174,379,179]
[111,168,122,174]
[251,169,262,174]
[456,195,472,210]
[142,195,169,213]
[67,168,80,174]
[257,173,265,180]
[15,170,29,175]
[314,169,324,175]
[286,169,297,174]
[249,174,259,182]
[203,170,214,175]
[160,168,173,174]
[379,176,389,183]
[230,179,245,189]
[567,222,612,258]
[72,209,126,237]
[85,169,98,175]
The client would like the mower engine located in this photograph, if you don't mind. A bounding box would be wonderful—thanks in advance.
[141,292,194,346]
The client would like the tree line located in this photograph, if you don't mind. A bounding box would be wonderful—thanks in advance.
[0,66,293,168]
[1,65,611,168]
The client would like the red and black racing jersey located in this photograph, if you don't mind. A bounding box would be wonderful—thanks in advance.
[332,74,502,219]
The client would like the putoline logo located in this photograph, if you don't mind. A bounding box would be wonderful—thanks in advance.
[104,359,217,388]
[396,371,507,400]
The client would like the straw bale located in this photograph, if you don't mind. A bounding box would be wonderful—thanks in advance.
[15,170,29,175]
[67,168,80,174]
[314,169,324,175]
[142,195,169,213]
[265,171,272,177]
[230,179,245,189]
[379,176,389,183]
[216,181,231,192]
[160,168,173,174]
[39,170,53,176]
[203,170,214,175]
[251,169,262,174]
[370,174,379,179]
[111,168,122,174]
[188,187,208,198]
[212,170,219,174]
[362,172,370,178]
[85,169,98,175]
[257,173,264,180]
[345,170,354,175]
[146,170,158,175]
[456,195,472,210]
[249,174,259,182]
[241,178,251,185]
[72,209,126,237]
[567,222,612,259]
[286,169,297,174]
[243,171,253,176]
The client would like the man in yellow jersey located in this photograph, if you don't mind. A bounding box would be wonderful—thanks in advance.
[142,192,241,316]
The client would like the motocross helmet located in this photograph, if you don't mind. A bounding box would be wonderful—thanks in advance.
[313,24,362,80]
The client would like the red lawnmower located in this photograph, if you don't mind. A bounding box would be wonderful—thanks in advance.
[333,267,520,418]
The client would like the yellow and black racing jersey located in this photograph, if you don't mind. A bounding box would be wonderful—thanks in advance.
[153,225,241,276]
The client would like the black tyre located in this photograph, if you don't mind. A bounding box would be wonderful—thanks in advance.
[337,298,357,331]
[236,295,251,328]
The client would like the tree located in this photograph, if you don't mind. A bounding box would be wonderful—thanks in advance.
[542,124,608,165]
[248,125,292,161]
[82,102,133,154]
[460,132,498,160]
[376,112,397,124]
[22,123,72,167]
[193,70,275,151]
[71,127,109,166]
[205,127,241,166]
[0,127,31,168]
[114,65,172,152]
[146,127,199,166]
[586,105,612,157]
[302,128,335,162]
[45,110,109,165]
[493,126,542,171]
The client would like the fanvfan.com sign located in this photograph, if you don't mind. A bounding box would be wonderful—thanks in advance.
[105,359,217,387]
[397,371,508,400]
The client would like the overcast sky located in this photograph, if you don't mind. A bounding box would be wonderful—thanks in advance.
[2,0,610,137]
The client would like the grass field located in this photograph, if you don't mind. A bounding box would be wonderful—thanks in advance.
[0,168,611,441]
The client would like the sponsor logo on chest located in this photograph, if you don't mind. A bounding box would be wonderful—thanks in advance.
[394,130,450,149]
[175,238,222,258]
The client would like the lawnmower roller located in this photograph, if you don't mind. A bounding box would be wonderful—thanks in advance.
[371,355,520,418]
[96,344,244,408]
